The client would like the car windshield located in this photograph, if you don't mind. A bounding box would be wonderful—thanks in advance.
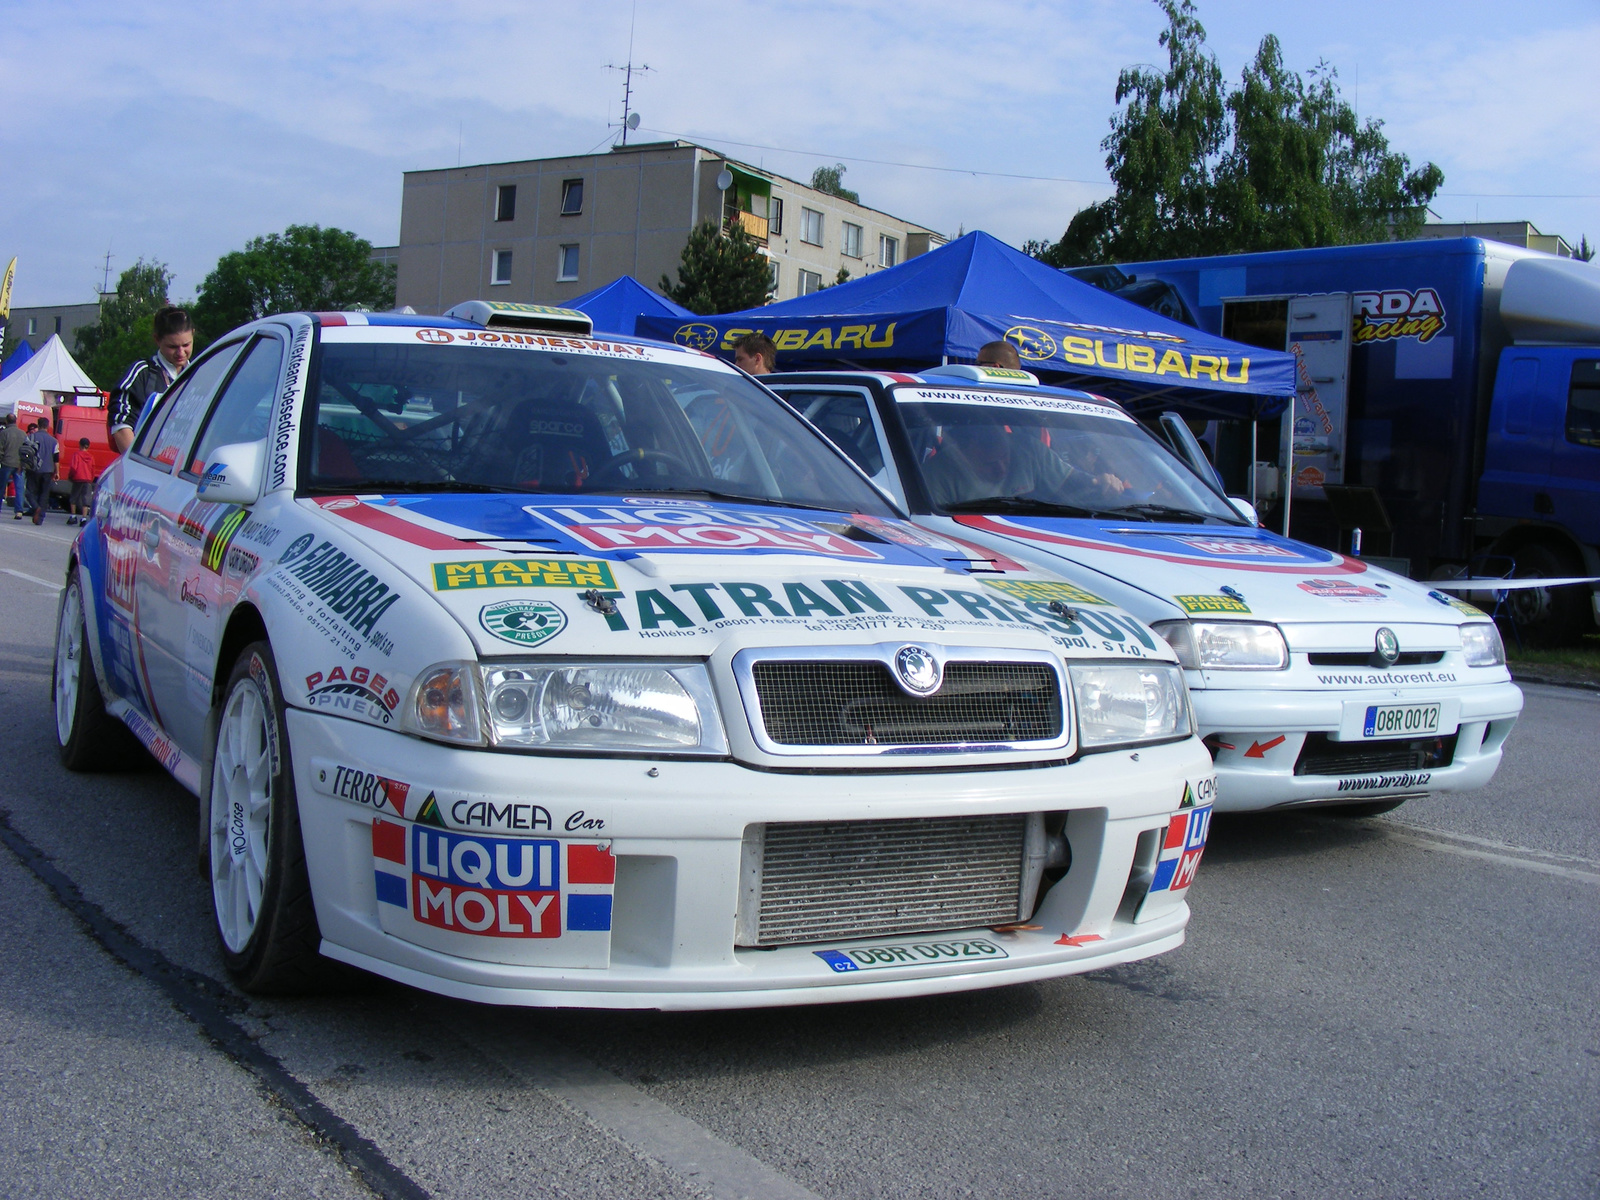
[896,390,1242,524]
[302,335,893,515]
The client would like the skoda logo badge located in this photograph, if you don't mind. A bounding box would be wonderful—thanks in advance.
[1374,627,1400,665]
[893,645,942,696]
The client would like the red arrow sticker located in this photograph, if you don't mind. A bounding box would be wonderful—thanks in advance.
[1244,735,1287,758]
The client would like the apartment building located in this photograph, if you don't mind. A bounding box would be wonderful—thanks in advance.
[395,141,943,314]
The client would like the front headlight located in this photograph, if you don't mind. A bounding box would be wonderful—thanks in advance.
[1152,620,1288,670]
[1460,622,1506,667]
[480,662,728,754]
[1070,663,1192,749]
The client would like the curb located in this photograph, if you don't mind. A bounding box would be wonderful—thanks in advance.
[1509,670,1600,694]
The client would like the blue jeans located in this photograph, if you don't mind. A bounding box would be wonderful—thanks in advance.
[0,465,22,513]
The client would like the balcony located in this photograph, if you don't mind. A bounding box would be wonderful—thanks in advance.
[726,209,769,245]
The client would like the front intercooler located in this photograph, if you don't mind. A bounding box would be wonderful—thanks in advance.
[735,814,1045,948]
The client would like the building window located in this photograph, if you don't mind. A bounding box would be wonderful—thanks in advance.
[26,317,36,335]
[558,244,580,281]
[841,222,863,259]
[492,250,513,285]
[769,197,783,236]
[769,260,780,293]
[561,178,584,215]
[797,269,823,296]
[879,235,899,268]
[495,184,516,222]
[800,207,823,246]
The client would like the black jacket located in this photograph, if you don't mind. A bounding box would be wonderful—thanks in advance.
[108,355,178,438]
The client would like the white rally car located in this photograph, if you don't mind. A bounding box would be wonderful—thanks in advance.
[53,303,1216,1009]
[763,366,1524,816]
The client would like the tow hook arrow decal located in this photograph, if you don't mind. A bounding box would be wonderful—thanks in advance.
[1244,735,1287,758]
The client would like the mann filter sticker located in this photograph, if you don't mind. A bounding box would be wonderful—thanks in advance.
[479,600,567,647]
[433,558,616,591]
[983,578,1110,606]
[1174,593,1251,615]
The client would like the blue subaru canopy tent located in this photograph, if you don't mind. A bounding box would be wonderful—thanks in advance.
[567,275,693,336]
[635,231,1295,418]
[1,338,35,380]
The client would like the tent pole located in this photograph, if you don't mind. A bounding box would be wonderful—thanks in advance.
[1249,418,1258,510]
[1281,394,1293,536]
[941,355,948,366]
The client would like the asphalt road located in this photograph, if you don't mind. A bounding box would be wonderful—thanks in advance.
[1,516,1595,1200]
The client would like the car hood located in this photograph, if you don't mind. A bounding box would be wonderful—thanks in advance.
[941,514,1479,626]
[298,494,1180,661]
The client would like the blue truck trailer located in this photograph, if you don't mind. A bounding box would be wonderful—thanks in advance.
[1090,238,1600,642]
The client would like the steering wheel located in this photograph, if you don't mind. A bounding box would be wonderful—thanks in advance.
[586,447,696,487]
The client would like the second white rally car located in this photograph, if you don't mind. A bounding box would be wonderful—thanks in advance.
[55,302,1216,1009]
[763,366,1524,816]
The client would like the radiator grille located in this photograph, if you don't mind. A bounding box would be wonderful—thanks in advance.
[745,815,1027,947]
[1306,651,1445,667]
[1295,732,1457,776]
[751,660,1061,747]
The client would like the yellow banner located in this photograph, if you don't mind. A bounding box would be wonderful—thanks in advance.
[0,257,14,322]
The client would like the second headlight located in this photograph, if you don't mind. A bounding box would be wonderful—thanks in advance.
[480,662,728,754]
[1069,662,1192,750]
[1152,620,1288,670]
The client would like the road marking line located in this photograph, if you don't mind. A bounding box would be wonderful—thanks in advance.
[2,567,60,588]
[459,1028,826,1200]
[1383,829,1600,885]
[1386,821,1600,868]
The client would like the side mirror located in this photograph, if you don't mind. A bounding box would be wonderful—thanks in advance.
[1228,496,1260,526]
[196,441,266,506]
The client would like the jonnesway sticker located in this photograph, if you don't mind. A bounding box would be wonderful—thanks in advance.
[1175,593,1251,615]
[433,559,616,591]
[479,600,567,647]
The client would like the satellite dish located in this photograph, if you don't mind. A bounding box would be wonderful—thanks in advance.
[626,112,641,131]
[716,168,733,192]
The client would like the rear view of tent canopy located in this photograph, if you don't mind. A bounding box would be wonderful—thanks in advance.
[635,231,1295,419]
[0,335,98,414]
[1,339,35,380]
[567,275,693,336]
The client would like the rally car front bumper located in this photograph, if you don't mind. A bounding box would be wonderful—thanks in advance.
[289,710,1214,1009]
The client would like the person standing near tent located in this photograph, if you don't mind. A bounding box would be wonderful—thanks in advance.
[0,414,25,519]
[24,419,58,524]
[108,306,194,453]
[732,332,776,375]
[66,437,95,526]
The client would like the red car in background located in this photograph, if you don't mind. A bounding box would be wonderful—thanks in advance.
[8,392,115,509]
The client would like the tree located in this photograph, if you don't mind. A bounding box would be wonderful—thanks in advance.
[1034,0,1443,266]
[660,220,773,315]
[810,163,859,204]
[1577,236,1595,263]
[74,259,176,390]
[192,224,395,337]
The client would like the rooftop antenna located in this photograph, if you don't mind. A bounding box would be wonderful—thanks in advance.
[99,248,114,295]
[604,0,652,146]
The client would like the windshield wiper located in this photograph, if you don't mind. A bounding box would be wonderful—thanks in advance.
[941,496,1110,517]
[1100,502,1231,524]
[301,480,520,495]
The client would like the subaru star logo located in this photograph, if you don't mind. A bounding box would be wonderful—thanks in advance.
[1374,627,1400,665]
[673,322,720,351]
[893,645,942,696]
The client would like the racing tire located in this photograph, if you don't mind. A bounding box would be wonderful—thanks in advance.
[208,642,339,993]
[1318,797,1411,818]
[53,576,147,772]
[1507,543,1592,647]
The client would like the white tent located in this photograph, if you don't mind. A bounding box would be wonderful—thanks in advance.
[0,334,99,414]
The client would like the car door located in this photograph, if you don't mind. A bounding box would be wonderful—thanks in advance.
[768,385,904,506]
[128,339,248,752]
[159,332,289,750]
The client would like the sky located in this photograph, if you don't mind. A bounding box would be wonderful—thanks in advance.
[4,0,1598,306]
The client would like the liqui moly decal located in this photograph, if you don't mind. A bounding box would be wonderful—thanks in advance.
[526,504,882,559]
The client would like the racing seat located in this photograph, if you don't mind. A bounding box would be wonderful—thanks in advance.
[312,426,362,484]
[502,399,612,491]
